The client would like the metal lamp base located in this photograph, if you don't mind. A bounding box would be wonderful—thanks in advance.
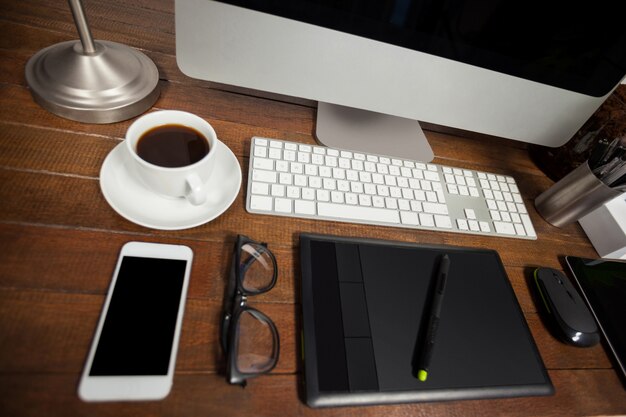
[25,40,160,124]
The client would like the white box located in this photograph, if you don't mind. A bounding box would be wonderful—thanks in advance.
[579,194,626,259]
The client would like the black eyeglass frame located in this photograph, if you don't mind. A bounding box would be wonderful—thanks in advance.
[220,235,280,386]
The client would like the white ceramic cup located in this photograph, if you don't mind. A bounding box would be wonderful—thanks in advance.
[125,110,218,205]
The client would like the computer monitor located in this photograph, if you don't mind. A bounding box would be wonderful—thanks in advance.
[175,0,626,161]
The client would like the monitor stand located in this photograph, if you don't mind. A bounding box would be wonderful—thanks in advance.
[315,102,435,162]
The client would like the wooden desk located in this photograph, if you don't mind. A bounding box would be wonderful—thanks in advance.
[1,1,625,415]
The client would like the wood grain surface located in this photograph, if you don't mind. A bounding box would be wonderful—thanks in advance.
[1,0,625,416]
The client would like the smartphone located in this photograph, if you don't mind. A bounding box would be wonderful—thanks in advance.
[78,241,193,401]
[565,256,626,383]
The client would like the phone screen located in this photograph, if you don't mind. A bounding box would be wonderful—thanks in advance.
[89,256,187,376]
[566,256,626,379]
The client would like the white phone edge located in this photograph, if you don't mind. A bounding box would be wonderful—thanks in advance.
[78,241,193,402]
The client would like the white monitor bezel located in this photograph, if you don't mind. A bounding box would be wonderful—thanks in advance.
[176,0,618,148]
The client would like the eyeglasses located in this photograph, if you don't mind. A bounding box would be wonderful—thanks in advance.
[220,235,280,386]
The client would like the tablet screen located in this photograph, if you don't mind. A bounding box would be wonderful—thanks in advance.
[565,256,626,381]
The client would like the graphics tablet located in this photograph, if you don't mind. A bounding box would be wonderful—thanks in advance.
[565,256,626,383]
[300,234,553,407]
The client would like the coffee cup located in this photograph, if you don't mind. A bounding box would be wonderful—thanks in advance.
[125,110,218,205]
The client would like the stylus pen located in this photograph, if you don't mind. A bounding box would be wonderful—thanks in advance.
[416,254,450,382]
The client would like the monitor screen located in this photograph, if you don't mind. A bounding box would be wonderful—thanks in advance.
[218,0,626,97]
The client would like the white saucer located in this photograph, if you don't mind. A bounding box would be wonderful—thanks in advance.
[100,141,241,230]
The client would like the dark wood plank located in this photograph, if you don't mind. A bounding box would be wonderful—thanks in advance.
[2,0,176,55]
[1,371,625,417]
[0,289,299,375]
[0,223,298,303]
[0,82,316,139]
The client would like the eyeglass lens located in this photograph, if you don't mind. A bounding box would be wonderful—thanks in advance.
[235,309,277,374]
[239,243,274,292]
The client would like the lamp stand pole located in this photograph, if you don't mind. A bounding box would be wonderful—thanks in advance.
[25,0,160,123]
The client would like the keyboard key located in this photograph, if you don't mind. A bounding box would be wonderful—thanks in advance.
[287,186,300,199]
[251,182,269,195]
[309,177,322,188]
[419,213,435,227]
[284,150,296,161]
[345,193,358,205]
[316,189,330,202]
[298,152,310,163]
[400,211,419,225]
[318,203,400,224]
[423,202,448,215]
[410,201,422,212]
[385,198,398,209]
[276,161,289,172]
[302,188,315,200]
[268,148,282,159]
[250,195,273,211]
[271,184,285,197]
[424,171,440,182]
[254,146,267,158]
[521,214,537,238]
[274,198,292,213]
[290,162,303,174]
[253,157,274,170]
[434,215,452,229]
[252,169,277,183]
[279,173,292,185]
[494,221,516,235]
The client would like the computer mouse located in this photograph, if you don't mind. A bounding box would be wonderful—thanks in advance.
[534,267,600,347]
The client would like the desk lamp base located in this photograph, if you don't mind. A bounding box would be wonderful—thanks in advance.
[25,39,160,124]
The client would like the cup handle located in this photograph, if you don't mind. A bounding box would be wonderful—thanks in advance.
[185,174,207,206]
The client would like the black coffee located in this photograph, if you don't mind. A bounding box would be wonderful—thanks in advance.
[136,124,210,168]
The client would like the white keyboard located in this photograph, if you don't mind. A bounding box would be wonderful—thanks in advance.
[245,137,537,240]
